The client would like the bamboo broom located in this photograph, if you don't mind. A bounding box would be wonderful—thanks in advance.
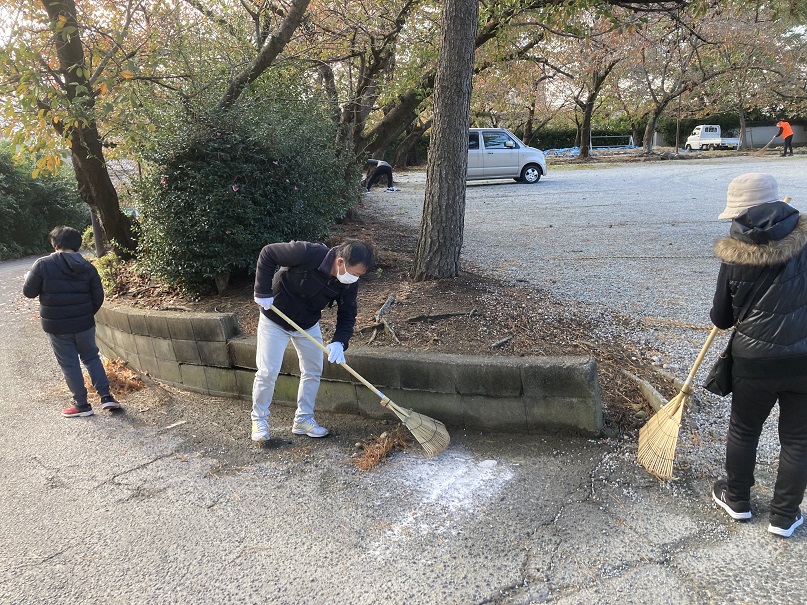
[269,304,450,457]
[637,326,720,479]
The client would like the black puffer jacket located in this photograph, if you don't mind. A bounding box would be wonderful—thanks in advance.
[710,202,807,378]
[253,241,359,348]
[23,252,104,335]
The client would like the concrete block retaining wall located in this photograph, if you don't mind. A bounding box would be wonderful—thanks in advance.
[95,304,603,435]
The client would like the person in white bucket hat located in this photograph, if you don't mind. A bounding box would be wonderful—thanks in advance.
[709,172,807,538]
[718,172,781,220]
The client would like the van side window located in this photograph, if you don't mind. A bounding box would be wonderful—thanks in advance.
[482,131,512,149]
[469,133,479,150]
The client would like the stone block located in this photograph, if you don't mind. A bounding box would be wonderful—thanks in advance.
[521,357,598,399]
[453,358,523,398]
[313,381,360,414]
[280,347,301,375]
[126,309,149,336]
[229,335,257,369]
[234,369,256,399]
[191,314,240,342]
[145,314,171,339]
[106,306,131,333]
[197,341,230,368]
[334,350,400,389]
[152,338,176,362]
[525,396,602,435]
[134,334,156,359]
[95,306,111,326]
[166,314,196,341]
[173,339,201,365]
[114,331,138,358]
[461,396,528,431]
[138,355,161,379]
[179,364,208,392]
[396,356,457,394]
[122,352,141,373]
[204,367,238,397]
[154,360,182,384]
[273,375,300,404]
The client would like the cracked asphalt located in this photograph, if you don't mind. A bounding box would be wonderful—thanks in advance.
[3,155,807,604]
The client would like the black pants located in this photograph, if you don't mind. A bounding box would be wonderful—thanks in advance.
[366,165,393,190]
[783,135,794,155]
[726,375,807,518]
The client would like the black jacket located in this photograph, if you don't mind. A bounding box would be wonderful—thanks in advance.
[710,202,807,378]
[253,241,359,348]
[23,252,104,335]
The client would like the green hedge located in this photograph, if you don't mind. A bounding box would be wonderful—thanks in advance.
[135,98,356,292]
[0,145,89,260]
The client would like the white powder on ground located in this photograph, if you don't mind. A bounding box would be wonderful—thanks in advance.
[365,451,514,558]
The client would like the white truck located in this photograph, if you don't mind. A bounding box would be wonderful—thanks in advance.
[685,125,740,151]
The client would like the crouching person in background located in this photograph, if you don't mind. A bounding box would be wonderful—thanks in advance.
[23,226,120,417]
[250,239,373,442]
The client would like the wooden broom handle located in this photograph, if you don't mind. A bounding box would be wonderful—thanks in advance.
[682,325,721,390]
[268,304,386,400]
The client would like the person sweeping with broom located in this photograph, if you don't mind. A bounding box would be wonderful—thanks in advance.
[709,173,807,538]
[250,239,374,442]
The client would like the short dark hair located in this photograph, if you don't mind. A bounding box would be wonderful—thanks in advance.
[49,226,82,251]
[334,239,374,269]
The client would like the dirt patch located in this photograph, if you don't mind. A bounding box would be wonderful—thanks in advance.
[109,211,674,434]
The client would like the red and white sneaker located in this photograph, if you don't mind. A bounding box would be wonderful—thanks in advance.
[62,405,94,418]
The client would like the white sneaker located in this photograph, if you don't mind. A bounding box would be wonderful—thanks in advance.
[251,419,270,442]
[386,187,399,192]
[292,418,329,438]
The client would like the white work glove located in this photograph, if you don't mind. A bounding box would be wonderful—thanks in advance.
[254,296,274,310]
[326,342,345,364]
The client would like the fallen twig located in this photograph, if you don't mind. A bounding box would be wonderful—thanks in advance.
[406,309,478,323]
[490,336,512,350]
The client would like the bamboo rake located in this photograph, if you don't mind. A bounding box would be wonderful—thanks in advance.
[637,325,720,479]
[268,304,450,457]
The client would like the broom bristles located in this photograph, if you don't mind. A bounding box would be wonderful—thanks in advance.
[637,392,690,479]
[384,398,450,457]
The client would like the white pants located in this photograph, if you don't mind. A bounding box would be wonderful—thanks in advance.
[251,313,324,424]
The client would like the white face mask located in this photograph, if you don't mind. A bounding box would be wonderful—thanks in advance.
[336,262,360,284]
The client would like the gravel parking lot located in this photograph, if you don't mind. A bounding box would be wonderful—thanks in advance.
[364,154,807,478]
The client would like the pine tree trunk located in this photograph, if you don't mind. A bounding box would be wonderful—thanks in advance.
[412,0,478,280]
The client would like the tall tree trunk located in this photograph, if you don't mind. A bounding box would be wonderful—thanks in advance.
[392,119,432,167]
[412,0,478,280]
[41,0,134,257]
[738,104,747,151]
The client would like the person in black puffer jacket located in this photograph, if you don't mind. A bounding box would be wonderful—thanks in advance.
[22,226,120,418]
[709,173,807,538]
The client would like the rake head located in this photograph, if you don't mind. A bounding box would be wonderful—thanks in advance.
[382,398,450,457]
[637,391,690,480]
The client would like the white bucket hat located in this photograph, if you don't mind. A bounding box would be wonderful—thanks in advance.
[718,173,780,220]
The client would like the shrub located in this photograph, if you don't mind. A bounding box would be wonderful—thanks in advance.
[135,96,356,292]
[0,144,89,260]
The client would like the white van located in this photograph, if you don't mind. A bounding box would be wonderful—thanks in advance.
[468,128,547,184]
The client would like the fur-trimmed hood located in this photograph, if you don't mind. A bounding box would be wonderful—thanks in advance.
[714,214,807,267]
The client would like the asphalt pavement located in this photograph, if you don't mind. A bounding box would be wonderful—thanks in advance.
[3,154,807,604]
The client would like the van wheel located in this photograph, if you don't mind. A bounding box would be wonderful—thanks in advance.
[520,164,542,184]
[685,144,692,151]
[708,144,716,151]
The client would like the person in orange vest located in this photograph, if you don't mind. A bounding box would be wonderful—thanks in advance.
[776,119,794,156]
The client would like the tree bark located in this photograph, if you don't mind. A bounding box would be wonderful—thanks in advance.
[41,0,134,257]
[412,0,478,281]
[392,119,432,167]
[216,0,312,111]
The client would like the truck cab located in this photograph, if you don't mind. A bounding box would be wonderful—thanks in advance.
[685,125,740,151]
